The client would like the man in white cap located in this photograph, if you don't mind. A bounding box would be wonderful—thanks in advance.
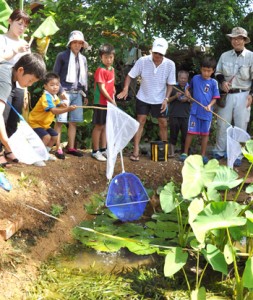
[117,37,176,161]
[53,30,89,159]
[214,27,253,167]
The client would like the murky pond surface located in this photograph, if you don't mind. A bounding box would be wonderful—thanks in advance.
[60,247,157,273]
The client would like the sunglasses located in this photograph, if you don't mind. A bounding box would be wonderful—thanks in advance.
[153,52,164,56]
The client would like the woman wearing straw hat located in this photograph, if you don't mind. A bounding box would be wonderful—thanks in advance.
[214,27,253,167]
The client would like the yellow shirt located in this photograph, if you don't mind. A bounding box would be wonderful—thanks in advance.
[28,91,61,129]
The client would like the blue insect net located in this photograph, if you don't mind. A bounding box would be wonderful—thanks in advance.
[106,172,149,222]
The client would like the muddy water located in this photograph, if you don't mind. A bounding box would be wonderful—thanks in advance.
[60,247,156,272]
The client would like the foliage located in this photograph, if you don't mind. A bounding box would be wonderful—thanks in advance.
[50,204,64,217]
[74,140,253,299]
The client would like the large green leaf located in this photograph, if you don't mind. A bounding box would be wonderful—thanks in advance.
[202,244,228,275]
[242,140,253,164]
[246,184,253,194]
[0,0,11,33]
[206,166,243,191]
[160,182,177,213]
[242,257,253,288]
[190,287,206,300]
[32,16,59,38]
[164,247,188,277]
[191,202,246,243]
[188,198,204,225]
[181,155,219,199]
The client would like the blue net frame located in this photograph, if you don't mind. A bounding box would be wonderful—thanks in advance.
[106,172,149,222]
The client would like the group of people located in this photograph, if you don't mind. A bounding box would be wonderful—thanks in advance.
[167,26,253,167]
[0,9,252,169]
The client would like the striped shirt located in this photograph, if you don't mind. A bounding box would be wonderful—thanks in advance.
[128,54,176,104]
[215,48,253,90]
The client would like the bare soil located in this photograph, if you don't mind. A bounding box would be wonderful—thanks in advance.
[0,151,251,299]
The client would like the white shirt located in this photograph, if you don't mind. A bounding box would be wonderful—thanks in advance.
[0,34,30,65]
[128,54,176,104]
[215,48,253,90]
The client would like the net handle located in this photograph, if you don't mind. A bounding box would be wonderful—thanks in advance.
[173,86,231,126]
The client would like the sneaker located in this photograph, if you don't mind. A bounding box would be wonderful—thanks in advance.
[91,151,107,161]
[34,161,46,167]
[66,148,84,157]
[55,150,65,160]
[48,154,57,161]
[101,149,108,158]
[202,156,209,165]
[234,158,242,167]
[179,153,188,162]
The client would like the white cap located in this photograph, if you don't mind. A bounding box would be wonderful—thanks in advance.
[67,30,88,48]
[152,38,168,55]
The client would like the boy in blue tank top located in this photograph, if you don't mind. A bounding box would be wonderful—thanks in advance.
[180,56,220,164]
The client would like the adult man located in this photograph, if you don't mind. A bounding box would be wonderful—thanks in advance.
[117,37,176,161]
[214,27,253,166]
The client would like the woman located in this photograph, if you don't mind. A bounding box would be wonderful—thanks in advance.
[0,9,30,166]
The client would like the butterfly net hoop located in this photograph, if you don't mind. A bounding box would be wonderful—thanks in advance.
[106,172,149,222]
[226,125,250,168]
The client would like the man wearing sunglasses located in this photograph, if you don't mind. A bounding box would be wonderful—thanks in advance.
[117,37,176,161]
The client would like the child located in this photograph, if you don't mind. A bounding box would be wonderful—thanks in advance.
[53,30,89,158]
[28,72,76,166]
[168,70,190,157]
[179,56,220,164]
[0,53,46,168]
[91,44,116,161]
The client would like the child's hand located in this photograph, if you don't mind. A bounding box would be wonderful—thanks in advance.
[60,103,68,108]
[206,104,212,111]
[68,105,76,111]
[83,98,88,105]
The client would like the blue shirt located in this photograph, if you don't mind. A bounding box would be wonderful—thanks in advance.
[190,74,220,121]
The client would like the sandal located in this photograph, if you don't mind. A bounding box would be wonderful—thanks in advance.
[4,151,19,163]
[130,154,140,162]
[0,153,11,168]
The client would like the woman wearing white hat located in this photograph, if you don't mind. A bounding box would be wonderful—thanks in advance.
[53,30,89,159]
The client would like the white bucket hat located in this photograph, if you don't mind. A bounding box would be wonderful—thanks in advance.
[67,30,89,48]
[226,27,250,44]
[152,37,168,55]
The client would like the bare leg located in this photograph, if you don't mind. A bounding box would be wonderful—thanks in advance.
[68,122,77,149]
[158,117,168,141]
[100,125,106,149]
[92,124,104,151]
[201,135,209,157]
[184,133,194,155]
[133,115,147,156]
[54,122,63,151]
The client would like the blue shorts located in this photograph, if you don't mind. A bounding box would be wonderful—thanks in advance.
[56,92,83,123]
[34,127,58,139]
[187,115,211,136]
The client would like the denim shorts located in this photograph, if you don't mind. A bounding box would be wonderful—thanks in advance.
[56,92,83,123]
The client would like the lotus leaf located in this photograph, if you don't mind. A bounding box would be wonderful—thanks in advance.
[202,244,228,275]
[206,166,243,191]
[181,155,219,199]
[191,202,246,243]
[242,257,253,288]
[164,247,188,277]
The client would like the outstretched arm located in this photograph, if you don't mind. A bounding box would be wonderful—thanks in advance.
[117,75,132,100]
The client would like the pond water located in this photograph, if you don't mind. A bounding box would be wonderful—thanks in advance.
[59,246,157,273]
